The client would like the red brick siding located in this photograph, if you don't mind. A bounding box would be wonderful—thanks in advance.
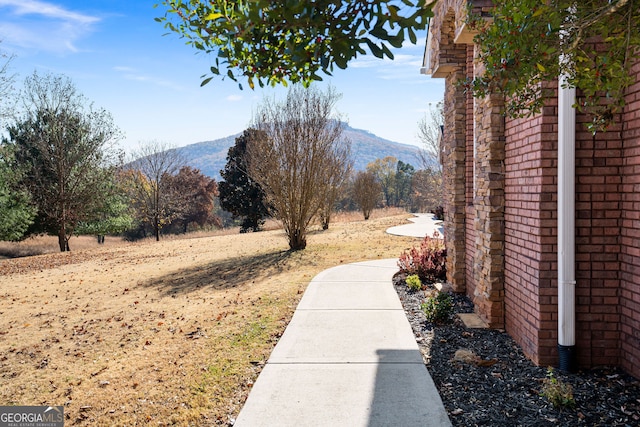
[574,98,623,369]
[620,60,640,378]
[504,101,558,366]
[502,63,639,375]
[430,1,640,378]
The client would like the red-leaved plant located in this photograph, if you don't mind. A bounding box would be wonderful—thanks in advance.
[397,233,446,283]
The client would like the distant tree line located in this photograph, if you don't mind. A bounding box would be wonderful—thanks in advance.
[351,156,442,215]
[0,59,443,252]
[220,140,442,231]
[0,69,221,251]
[217,86,444,250]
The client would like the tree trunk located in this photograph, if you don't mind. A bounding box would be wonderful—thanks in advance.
[57,232,65,252]
[58,230,70,252]
[288,229,307,251]
[154,217,160,241]
[320,212,330,230]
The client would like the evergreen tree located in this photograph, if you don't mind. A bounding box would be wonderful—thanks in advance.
[218,129,271,232]
[5,72,122,251]
[0,145,35,241]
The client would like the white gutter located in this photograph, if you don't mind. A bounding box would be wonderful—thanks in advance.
[557,73,576,372]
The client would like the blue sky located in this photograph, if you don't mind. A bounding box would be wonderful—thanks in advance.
[0,0,445,153]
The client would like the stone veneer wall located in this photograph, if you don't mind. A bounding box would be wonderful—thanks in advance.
[465,45,477,299]
[442,70,468,291]
[429,0,507,326]
[430,2,470,292]
[471,86,506,328]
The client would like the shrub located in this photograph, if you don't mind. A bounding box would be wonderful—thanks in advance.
[540,367,576,408]
[397,235,446,283]
[421,291,454,324]
[431,205,444,221]
[405,274,422,292]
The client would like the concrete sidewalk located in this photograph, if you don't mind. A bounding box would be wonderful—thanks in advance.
[386,213,444,239]
[234,259,451,426]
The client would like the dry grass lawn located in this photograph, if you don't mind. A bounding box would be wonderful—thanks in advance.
[0,209,420,426]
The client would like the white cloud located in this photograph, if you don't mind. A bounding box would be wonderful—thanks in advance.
[350,50,426,83]
[0,0,98,24]
[114,66,185,91]
[0,0,99,53]
[226,94,242,102]
[350,36,426,67]
[343,32,428,83]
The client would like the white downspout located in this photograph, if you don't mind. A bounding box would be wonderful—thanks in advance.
[557,73,576,372]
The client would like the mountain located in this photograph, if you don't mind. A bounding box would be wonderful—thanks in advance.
[345,126,423,172]
[177,123,422,181]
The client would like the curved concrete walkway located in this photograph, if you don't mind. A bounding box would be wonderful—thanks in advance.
[234,219,451,426]
[386,213,444,239]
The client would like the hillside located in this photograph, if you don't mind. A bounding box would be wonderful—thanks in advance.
[177,124,423,180]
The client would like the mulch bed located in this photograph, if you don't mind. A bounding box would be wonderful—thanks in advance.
[393,274,640,426]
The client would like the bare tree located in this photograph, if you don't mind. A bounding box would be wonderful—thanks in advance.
[318,139,352,230]
[0,46,16,126]
[410,168,443,213]
[352,171,382,220]
[247,85,350,250]
[366,156,397,207]
[6,72,122,251]
[126,141,185,241]
[417,101,444,170]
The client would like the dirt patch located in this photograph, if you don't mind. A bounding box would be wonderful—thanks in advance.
[0,210,418,426]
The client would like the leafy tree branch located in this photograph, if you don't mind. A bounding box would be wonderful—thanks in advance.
[469,0,640,132]
[156,0,431,88]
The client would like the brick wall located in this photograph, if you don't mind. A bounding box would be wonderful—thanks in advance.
[504,98,558,365]
[574,100,623,369]
[430,0,640,378]
[502,69,638,373]
[620,60,640,378]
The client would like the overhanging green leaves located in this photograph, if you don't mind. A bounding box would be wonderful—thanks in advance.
[157,0,432,88]
[469,0,640,132]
